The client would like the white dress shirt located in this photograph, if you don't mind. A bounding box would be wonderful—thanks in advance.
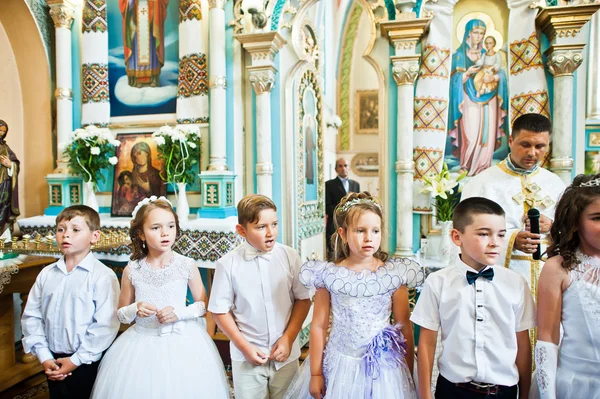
[208,242,310,370]
[338,176,349,193]
[21,253,120,366]
[410,256,536,386]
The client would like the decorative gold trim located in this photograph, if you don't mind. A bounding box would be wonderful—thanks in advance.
[536,4,600,43]
[54,87,74,100]
[504,230,519,268]
[48,1,76,29]
[392,56,420,86]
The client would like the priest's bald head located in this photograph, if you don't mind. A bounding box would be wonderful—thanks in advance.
[508,113,551,171]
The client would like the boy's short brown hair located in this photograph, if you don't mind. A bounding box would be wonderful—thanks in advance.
[453,197,505,233]
[56,205,101,232]
[237,194,277,226]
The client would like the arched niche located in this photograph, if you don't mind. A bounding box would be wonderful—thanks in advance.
[0,0,53,218]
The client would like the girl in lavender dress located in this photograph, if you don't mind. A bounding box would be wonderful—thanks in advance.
[532,174,600,399]
[285,192,423,399]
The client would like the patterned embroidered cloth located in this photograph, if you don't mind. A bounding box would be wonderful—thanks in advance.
[0,254,25,294]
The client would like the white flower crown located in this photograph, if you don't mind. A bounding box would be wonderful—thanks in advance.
[131,196,173,219]
[337,198,381,214]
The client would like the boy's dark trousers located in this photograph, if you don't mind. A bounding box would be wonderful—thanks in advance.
[435,375,518,399]
[47,352,100,399]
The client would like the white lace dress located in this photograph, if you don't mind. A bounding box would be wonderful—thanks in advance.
[284,259,423,399]
[91,254,229,399]
[532,252,600,399]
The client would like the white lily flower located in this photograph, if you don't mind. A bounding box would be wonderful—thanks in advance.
[153,136,166,146]
[90,147,100,155]
[188,142,197,149]
[108,156,118,165]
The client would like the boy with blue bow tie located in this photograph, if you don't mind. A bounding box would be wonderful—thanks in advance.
[208,194,311,399]
[411,197,536,399]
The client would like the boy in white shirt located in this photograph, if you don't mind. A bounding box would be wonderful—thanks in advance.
[208,194,311,399]
[411,197,535,399]
[21,205,120,399]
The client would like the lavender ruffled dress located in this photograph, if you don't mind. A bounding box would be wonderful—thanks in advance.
[284,259,423,399]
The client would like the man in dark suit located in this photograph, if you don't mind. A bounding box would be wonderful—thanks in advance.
[325,158,360,257]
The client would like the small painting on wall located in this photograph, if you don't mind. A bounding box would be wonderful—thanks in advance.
[356,90,378,134]
[111,133,167,217]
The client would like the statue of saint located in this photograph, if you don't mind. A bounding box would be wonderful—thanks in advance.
[0,120,20,240]
[119,0,169,88]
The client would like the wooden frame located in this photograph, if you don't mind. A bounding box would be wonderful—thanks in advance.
[111,132,167,217]
[355,90,379,134]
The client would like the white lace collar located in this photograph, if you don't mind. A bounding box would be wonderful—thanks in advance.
[576,250,600,269]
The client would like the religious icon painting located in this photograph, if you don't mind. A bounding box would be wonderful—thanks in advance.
[106,0,180,118]
[356,90,379,134]
[445,7,510,177]
[111,133,167,217]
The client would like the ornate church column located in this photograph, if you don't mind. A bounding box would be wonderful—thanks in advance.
[381,18,431,257]
[237,32,286,198]
[207,0,228,171]
[537,4,600,183]
[176,0,208,125]
[587,11,600,120]
[81,0,109,126]
[196,0,237,218]
[48,0,76,173]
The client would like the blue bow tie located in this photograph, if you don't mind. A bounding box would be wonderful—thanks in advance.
[466,268,494,285]
[244,248,273,262]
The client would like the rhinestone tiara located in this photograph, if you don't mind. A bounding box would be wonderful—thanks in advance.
[579,178,600,188]
[337,198,382,213]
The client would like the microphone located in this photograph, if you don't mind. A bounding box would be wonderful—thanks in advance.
[527,208,541,260]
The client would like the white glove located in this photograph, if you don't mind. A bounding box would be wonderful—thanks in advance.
[173,301,206,321]
[535,340,558,399]
[117,302,138,324]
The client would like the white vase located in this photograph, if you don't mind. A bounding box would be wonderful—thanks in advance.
[176,182,190,221]
[83,181,99,212]
[438,220,453,266]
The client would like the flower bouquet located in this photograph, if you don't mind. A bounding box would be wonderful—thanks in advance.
[422,162,467,222]
[152,125,201,220]
[65,125,120,211]
[422,163,467,264]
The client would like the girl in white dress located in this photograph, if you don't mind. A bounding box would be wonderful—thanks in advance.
[91,197,229,398]
[532,174,600,399]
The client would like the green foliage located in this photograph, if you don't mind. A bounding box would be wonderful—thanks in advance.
[152,125,202,187]
[65,125,119,187]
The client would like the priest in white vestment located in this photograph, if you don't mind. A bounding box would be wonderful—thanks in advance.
[461,114,566,289]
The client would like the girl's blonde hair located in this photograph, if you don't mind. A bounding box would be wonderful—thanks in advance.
[129,199,181,260]
[330,191,388,263]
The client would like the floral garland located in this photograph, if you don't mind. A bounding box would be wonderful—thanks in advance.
[65,125,120,186]
[152,125,201,188]
[132,195,173,219]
